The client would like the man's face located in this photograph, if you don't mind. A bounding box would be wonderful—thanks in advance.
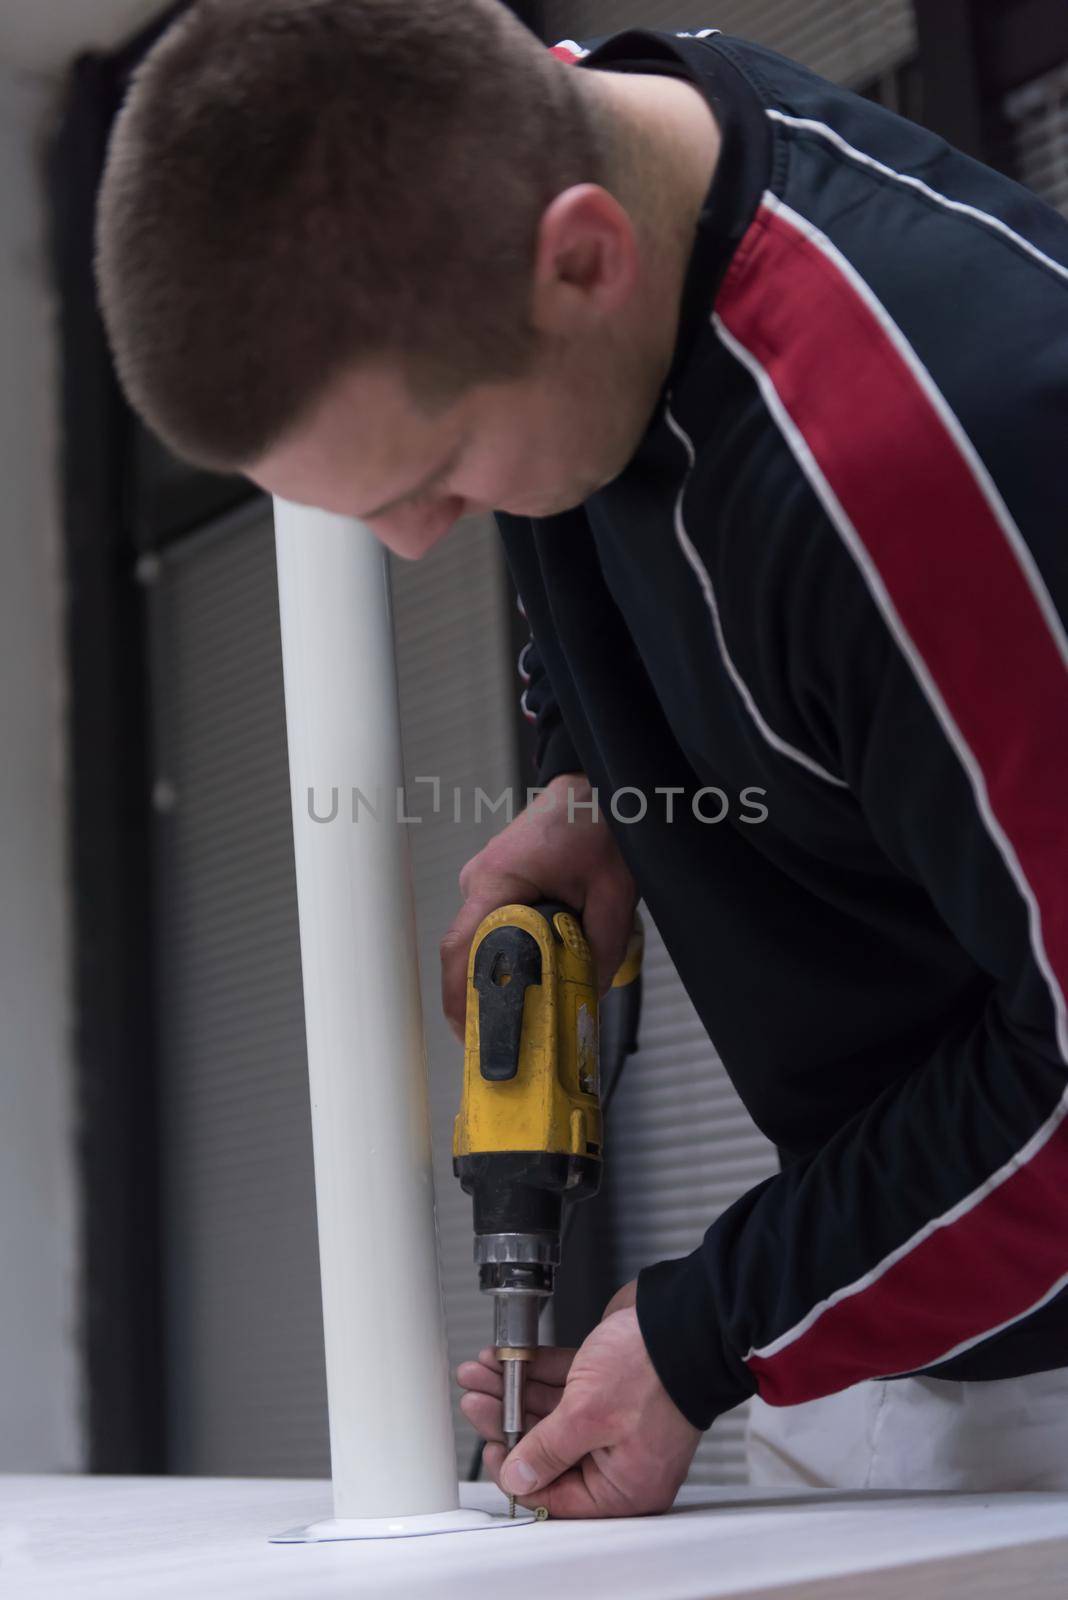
[248,332,661,560]
[247,67,721,549]
[248,178,675,556]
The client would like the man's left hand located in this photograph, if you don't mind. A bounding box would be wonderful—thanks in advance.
[456,1279,702,1518]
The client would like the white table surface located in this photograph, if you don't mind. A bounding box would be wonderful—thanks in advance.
[3,1475,1068,1600]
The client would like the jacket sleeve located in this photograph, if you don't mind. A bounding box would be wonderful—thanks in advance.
[515,597,585,788]
[636,437,1068,1432]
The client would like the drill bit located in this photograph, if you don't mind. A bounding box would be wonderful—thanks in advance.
[502,1358,526,1518]
[504,1428,521,1517]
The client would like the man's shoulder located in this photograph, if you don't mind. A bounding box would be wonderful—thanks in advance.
[756,51,1068,300]
[710,69,1068,536]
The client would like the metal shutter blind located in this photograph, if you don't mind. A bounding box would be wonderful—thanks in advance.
[545,0,915,87]
[1001,64,1068,218]
[150,503,514,1479]
[603,916,778,1485]
[149,501,328,1476]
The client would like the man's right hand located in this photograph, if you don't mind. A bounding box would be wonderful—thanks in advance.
[440,772,638,1041]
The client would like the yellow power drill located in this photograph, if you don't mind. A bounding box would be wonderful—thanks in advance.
[453,901,643,1509]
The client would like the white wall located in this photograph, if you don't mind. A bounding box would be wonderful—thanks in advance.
[0,3,165,75]
[0,61,82,1470]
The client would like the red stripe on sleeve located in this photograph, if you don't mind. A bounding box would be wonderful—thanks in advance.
[748,1123,1068,1404]
[716,198,1068,1404]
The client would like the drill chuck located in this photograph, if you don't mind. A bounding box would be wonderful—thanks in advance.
[477,1230,557,1348]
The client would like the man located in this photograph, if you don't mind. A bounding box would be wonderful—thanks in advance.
[97,0,1068,1515]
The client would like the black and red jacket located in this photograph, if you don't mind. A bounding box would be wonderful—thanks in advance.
[496,28,1068,1430]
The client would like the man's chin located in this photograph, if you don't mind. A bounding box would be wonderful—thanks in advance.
[496,491,591,519]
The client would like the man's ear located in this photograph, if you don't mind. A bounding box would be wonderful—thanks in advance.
[529,183,640,336]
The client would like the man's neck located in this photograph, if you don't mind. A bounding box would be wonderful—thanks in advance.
[581,66,723,385]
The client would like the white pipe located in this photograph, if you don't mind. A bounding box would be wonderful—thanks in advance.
[273,501,458,1522]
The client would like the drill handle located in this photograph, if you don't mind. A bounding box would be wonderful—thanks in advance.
[529,901,644,992]
[611,916,644,990]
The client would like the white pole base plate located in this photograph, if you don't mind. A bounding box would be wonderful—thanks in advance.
[271,1506,536,1542]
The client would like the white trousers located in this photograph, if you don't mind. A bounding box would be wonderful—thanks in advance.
[746,1370,1068,1491]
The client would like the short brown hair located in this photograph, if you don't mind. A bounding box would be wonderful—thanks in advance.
[95,0,608,470]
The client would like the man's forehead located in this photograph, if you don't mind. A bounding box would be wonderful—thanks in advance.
[321,362,448,443]
[249,364,462,510]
